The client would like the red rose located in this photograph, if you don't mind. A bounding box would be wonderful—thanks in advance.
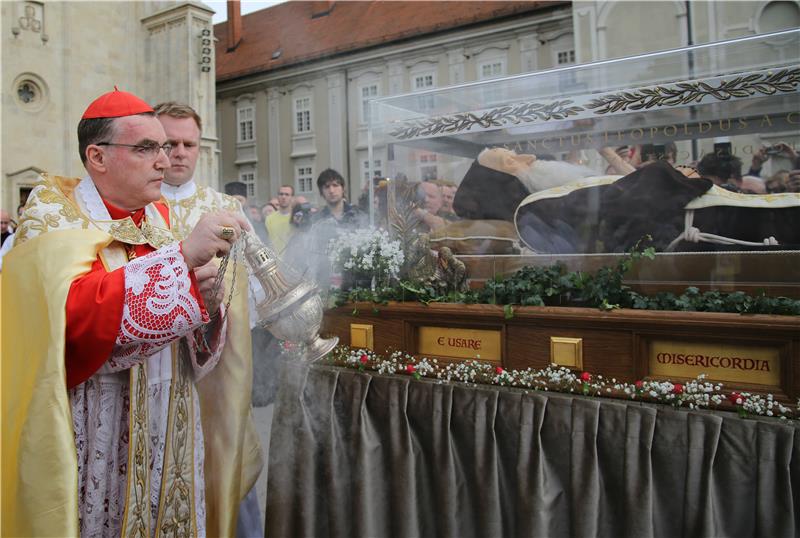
[635,380,644,389]
[728,392,741,405]
[406,364,416,374]
[673,383,684,394]
[580,371,591,382]
[495,366,504,375]
[360,354,369,364]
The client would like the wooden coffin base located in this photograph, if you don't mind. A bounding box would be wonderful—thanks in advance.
[323,302,800,401]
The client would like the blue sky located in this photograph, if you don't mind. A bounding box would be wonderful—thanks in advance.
[204,1,285,24]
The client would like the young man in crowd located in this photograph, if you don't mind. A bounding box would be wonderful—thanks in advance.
[315,168,365,226]
[265,184,294,254]
[292,169,366,287]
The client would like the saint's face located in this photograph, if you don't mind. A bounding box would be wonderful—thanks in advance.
[159,115,201,186]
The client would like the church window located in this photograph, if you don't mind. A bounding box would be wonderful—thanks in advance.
[18,82,36,103]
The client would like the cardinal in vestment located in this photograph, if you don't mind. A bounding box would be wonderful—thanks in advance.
[1,89,251,537]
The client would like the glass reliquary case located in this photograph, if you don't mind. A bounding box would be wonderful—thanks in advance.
[366,29,800,297]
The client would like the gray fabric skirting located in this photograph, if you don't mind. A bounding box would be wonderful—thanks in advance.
[265,363,799,538]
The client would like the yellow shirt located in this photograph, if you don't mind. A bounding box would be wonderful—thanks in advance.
[265,211,293,255]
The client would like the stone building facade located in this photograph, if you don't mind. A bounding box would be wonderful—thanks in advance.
[214,0,800,206]
[1,0,219,213]
[215,1,576,204]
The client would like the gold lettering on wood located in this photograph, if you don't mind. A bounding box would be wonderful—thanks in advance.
[648,340,781,386]
[418,327,502,362]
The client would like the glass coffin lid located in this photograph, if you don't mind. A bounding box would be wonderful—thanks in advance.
[367,30,800,296]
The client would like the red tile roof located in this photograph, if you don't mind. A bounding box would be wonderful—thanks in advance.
[215,1,565,82]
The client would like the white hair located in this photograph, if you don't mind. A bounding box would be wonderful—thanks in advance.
[517,160,597,192]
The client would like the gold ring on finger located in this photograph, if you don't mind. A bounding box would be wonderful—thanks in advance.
[220,226,235,240]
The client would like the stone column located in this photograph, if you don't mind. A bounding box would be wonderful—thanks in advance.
[267,87,283,194]
[572,2,598,64]
[387,59,405,96]
[326,72,346,175]
[518,33,540,74]
[447,47,465,85]
[141,3,218,189]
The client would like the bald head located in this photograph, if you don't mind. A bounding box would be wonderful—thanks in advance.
[0,210,10,234]
[420,182,443,214]
[740,176,767,194]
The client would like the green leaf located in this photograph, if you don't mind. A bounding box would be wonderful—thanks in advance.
[599,299,619,311]
[504,304,515,319]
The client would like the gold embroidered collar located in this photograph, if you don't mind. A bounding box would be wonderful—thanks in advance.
[62,173,176,248]
[104,216,175,248]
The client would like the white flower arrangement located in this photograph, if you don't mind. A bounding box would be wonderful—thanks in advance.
[329,346,797,420]
[328,227,404,284]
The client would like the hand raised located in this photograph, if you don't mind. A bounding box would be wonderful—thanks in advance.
[181,211,251,269]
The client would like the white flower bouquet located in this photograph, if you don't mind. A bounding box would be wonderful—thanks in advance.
[328,227,404,289]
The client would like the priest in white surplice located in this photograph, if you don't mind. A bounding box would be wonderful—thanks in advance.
[156,101,264,538]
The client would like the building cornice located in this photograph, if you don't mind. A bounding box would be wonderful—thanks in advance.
[141,1,213,26]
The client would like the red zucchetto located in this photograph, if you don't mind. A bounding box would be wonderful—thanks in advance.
[81,86,154,119]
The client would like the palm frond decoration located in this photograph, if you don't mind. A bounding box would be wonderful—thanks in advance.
[387,176,434,280]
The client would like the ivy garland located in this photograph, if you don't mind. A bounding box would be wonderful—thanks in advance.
[331,241,800,316]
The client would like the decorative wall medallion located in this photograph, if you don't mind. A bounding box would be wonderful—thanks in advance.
[12,1,47,41]
[18,3,42,32]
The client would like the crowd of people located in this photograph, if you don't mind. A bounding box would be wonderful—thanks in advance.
[601,141,800,194]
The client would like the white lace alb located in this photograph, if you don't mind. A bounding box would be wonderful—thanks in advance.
[111,243,207,365]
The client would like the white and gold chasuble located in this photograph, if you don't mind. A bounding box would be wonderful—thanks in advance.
[161,179,264,538]
[2,174,224,537]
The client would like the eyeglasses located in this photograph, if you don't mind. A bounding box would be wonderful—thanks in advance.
[96,142,173,158]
